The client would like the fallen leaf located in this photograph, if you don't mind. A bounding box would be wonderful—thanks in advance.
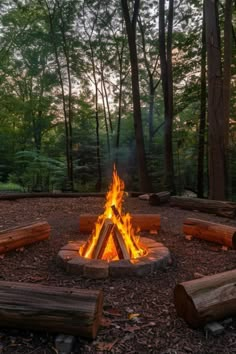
[185,235,192,241]
[222,246,228,251]
[104,308,122,317]
[96,339,118,351]
[128,313,140,320]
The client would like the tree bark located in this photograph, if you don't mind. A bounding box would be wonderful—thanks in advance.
[159,0,175,192]
[223,0,233,197]
[79,214,161,233]
[149,191,170,205]
[174,269,236,327]
[121,0,151,192]
[0,221,50,254]
[0,281,103,338]
[205,0,226,200]
[183,217,236,248]
[170,196,236,218]
[197,3,207,198]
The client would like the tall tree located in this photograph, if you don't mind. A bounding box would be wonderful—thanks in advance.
[159,0,175,192]
[121,0,151,192]
[197,2,207,198]
[205,0,226,200]
[223,0,233,197]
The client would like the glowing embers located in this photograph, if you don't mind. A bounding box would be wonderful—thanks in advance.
[79,167,147,261]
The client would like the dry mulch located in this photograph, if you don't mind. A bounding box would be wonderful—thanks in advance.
[0,196,236,354]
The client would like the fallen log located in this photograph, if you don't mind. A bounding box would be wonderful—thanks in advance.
[174,269,236,328]
[0,192,106,200]
[0,221,50,254]
[149,191,170,205]
[183,218,236,248]
[170,196,236,218]
[79,214,161,233]
[0,281,103,338]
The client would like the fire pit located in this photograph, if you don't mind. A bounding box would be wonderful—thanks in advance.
[58,167,171,278]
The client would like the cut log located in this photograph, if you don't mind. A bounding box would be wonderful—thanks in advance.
[170,196,236,218]
[0,281,103,338]
[0,192,106,200]
[149,191,170,205]
[79,214,161,233]
[183,218,236,248]
[91,219,114,259]
[0,221,50,254]
[112,226,130,260]
[174,269,236,328]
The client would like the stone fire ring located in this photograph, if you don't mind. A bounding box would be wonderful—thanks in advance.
[57,237,171,279]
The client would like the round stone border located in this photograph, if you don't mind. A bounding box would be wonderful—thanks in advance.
[57,237,172,279]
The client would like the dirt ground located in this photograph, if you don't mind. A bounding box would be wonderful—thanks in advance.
[0,196,236,354]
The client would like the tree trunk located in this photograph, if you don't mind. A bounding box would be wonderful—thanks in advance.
[159,0,175,193]
[44,1,72,188]
[0,281,103,338]
[223,0,233,197]
[121,0,151,192]
[205,0,226,200]
[170,196,236,218]
[149,191,170,205]
[174,269,236,327]
[0,221,50,254]
[197,3,207,198]
[79,214,161,233]
[183,217,236,248]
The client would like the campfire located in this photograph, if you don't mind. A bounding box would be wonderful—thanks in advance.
[79,166,147,261]
[58,167,171,278]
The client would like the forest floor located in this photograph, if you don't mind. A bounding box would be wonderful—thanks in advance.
[0,196,236,354]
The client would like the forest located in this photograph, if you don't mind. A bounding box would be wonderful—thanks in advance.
[0,0,235,197]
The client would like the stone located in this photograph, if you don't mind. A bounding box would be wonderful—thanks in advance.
[57,250,78,268]
[84,260,109,279]
[55,334,76,354]
[109,260,135,277]
[67,256,90,275]
[204,322,224,336]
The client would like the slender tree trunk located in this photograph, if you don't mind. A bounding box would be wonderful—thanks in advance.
[223,0,233,197]
[100,62,113,133]
[159,0,175,192]
[121,0,151,192]
[101,75,110,156]
[56,0,74,190]
[115,30,125,167]
[197,3,207,198]
[205,0,225,200]
[44,0,71,188]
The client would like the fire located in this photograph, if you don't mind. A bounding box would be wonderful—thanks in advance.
[80,166,147,261]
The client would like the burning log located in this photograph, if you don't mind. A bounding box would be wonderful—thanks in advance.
[174,269,236,328]
[91,219,114,259]
[79,214,161,233]
[112,226,130,260]
[0,221,50,254]
[0,281,103,338]
[170,196,236,218]
[183,218,236,248]
[149,191,170,205]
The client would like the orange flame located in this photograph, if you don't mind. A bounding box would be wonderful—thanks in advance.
[80,166,147,261]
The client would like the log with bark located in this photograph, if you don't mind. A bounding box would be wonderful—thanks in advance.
[183,218,236,248]
[0,221,50,254]
[79,214,161,233]
[0,192,106,200]
[170,196,236,218]
[0,281,103,338]
[174,269,236,328]
[149,191,170,205]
